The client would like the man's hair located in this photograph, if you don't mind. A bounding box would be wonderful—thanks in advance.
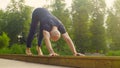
[52,30,59,35]
[50,29,61,41]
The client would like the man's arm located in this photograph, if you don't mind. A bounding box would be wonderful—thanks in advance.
[62,32,77,54]
[43,30,58,56]
[62,32,85,56]
[43,30,54,53]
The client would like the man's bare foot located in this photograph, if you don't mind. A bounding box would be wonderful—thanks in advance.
[49,53,59,56]
[36,46,43,56]
[26,48,33,56]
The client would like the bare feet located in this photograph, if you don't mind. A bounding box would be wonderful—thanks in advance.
[74,53,85,56]
[36,46,43,56]
[26,48,33,56]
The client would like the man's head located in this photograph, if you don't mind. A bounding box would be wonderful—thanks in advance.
[50,27,61,41]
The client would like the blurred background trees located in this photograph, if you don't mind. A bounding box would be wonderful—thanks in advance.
[0,0,120,56]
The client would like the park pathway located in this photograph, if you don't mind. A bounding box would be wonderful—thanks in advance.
[0,58,71,68]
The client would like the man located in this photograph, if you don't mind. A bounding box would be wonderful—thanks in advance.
[26,8,85,56]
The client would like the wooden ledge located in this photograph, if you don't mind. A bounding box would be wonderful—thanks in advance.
[0,54,120,68]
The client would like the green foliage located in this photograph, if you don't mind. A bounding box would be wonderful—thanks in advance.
[50,0,72,31]
[89,0,107,53]
[0,44,25,54]
[106,50,120,56]
[1,0,32,44]
[0,10,8,35]
[10,44,25,54]
[90,14,107,53]
[0,32,10,49]
[41,42,49,55]
[0,0,119,55]
[54,45,72,56]
[106,0,120,50]
[52,39,72,55]
[0,48,12,54]
[72,0,91,53]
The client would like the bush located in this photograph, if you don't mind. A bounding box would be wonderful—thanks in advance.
[106,50,120,56]
[0,32,10,49]
[0,47,11,54]
[0,44,26,54]
[10,44,26,54]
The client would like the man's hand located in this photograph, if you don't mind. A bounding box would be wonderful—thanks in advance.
[74,53,85,56]
[49,53,59,56]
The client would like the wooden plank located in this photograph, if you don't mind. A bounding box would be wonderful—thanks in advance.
[0,54,120,68]
[95,60,111,68]
[112,61,120,68]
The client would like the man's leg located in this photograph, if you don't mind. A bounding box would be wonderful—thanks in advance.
[26,24,37,55]
[26,25,36,55]
[26,15,38,55]
[26,48,32,56]
[36,29,44,56]
[36,46,43,56]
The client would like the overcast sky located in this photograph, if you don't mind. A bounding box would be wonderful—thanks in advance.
[0,0,114,10]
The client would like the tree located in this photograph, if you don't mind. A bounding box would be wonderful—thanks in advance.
[89,0,107,53]
[0,10,7,33]
[106,0,120,50]
[3,0,32,44]
[71,0,90,53]
[50,0,72,30]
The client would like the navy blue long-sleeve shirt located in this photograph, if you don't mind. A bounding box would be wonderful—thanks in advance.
[26,8,66,47]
